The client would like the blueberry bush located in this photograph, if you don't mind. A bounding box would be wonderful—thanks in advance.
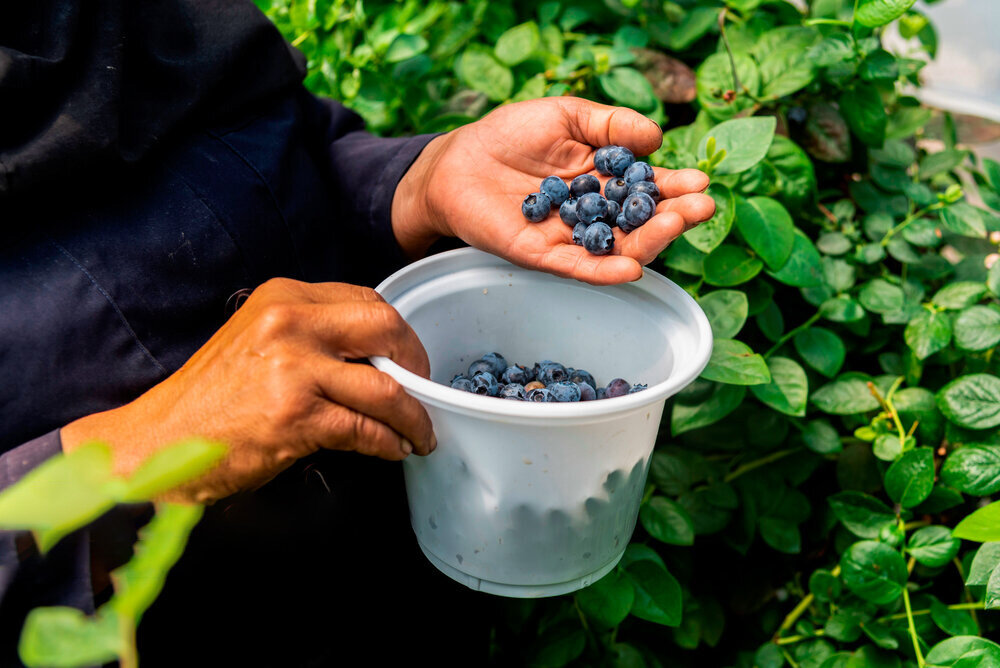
[260,0,1000,664]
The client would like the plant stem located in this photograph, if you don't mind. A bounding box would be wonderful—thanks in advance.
[725,447,800,484]
[804,18,853,26]
[765,311,822,358]
[776,565,841,637]
[880,204,943,247]
[775,629,827,646]
[717,9,743,94]
[877,601,985,622]
[954,557,981,627]
[903,584,926,667]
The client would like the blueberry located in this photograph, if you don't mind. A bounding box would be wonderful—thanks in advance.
[500,383,528,400]
[536,361,568,384]
[548,381,582,402]
[501,364,529,385]
[569,369,596,388]
[628,383,648,394]
[788,106,807,124]
[521,192,551,223]
[471,372,500,396]
[594,146,615,175]
[576,192,607,225]
[468,359,493,377]
[605,199,621,222]
[606,147,635,177]
[604,378,631,398]
[572,222,587,246]
[524,380,545,391]
[597,387,607,400]
[559,198,579,226]
[540,176,570,206]
[527,388,555,402]
[482,352,508,378]
[578,381,597,401]
[570,174,601,198]
[583,222,614,256]
[604,177,629,205]
[623,161,654,187]
[628,180,660,202]
[616,212,628,232]
[622,192,656,230]
[451,377,474,392]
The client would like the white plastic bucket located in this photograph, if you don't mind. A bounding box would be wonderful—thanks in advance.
[372,248,712,597]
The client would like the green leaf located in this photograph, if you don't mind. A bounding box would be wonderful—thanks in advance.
[968,543,1000,594]
[530,622,586,667]
[750,357,808,417]
[696,52,760,120]
[385,34,429,63]
[650,448,706,496]
[810,569,843,602]
[759,47,816,99]
[855,0,918,27]
[942,445,1000,495]
[953,306,1000,352]
[940,203,988,239]
[803,419,843,454]
[576,570,635,628]
[640,496,695,546]
[768,135,818,212]
[907,526,960,567]
[930,598,980,637]
[840,540,908,604]
[760,516,802,554]
[885,447,935,508]
[736,197,795,270]
[873,434,906,461]
[599,67,658,111]
[859,279,905,314]
[663,236,706,275]
[812,377,880,414]
[697,117,777,176]
[794,328,846,378]
[925,636,1000,666]
[625,559,683,627]
[494,22,540,66]
[685,184,735,253]
[700,290,748,339]
[511,74,547,102]
[839,83,887,147]
[920,149,968,178]
[701,339,770,385]
[817,232,853,256]
[860,49,899,81]
[932,282,988,309]
[672,383,746,435]
[937,374,1000,430]
[822,257,856,293]
[828,491,896,538]
[668,7,720,50]
[991,262,1000,297]
[821,296,866,322]
[458,50,514,101]
[18,609,120,668]
[116,439,226,503]
[704,245,764,287]
[905,310,952,360]
[768,230,823,288]
[954,501,1000,542]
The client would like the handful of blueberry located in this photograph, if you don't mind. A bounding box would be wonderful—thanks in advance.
[449,352,647,402]
[520,145,661,256]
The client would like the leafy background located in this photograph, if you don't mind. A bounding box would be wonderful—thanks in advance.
[263,0,1000,665]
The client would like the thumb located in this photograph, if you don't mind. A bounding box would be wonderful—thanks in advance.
[557,97,663,157]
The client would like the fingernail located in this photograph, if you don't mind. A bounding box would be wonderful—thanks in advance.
[400,438,413,456]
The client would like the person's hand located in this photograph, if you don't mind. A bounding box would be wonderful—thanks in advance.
[60,279,436,504]
[392,96,715,285]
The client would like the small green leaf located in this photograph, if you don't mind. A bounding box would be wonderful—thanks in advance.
[873,434,906,461]
[599,67,658,111]
[672,383,747,435]
[668,6,720,50]
[531,622,586,667]
[932,282,988,309]
[855,0,918,27]
[885,447,935,508]
[759,47,816,99]
[954,501,1000,542]
[839,83,887,147]
[840,540,908,604]
[812,378,880,414]
[750,357,808,417]
[116,439,226,503]
[625,560,683,627]
[822,257,856,293]
[907,526,960,567]
[576,570,635,628]
[697,117,777,175]
[699,289,748,339]
[18,608,120,668]
[494,22,540,66]
[701,339,771,385]
[821,296,866,322]
[817,232,853,256]
[925,636,1000,665]
[921,149,969,178]
[930,598,980,636]
[685,184,735,253]
[937,374,1000,430]
[736,197,795,270]
[904,310,952,360]
[794,328,846,378]
[953,306,1000,352]
[940,202,988,239]
[941,445,1000,495]
[759,516,802,554]
[859,279,905,314]
[828,491,896,538]
[704,245,764,286]
[696,52,760,120]
[802,419,843,454]
[640,496,695,546]
[458,50,514,101]
[810,569,843,602]
[385,34,429,63]
[768,230,823,288]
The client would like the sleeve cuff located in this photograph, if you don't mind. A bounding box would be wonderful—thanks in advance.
[0,429,63,490]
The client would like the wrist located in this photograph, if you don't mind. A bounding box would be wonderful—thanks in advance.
[391,133,451,258]
[61,400,161,478]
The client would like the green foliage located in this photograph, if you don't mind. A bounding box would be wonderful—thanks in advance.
[257,0,1000,663]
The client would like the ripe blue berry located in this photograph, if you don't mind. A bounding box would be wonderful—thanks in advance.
[622,192,656,230]
[527,388,555,402]
[548,381,582,402]
[606,147,635,177]
[628,383,648,394]
[578,382,597,401]
[468,359,493,377]
[536,361,568,385]
[628,180,660,202]
[471,372,500,396]
[501,364,528,385]
[569,369,596,388]
[522,192,551,223]
[570,174,601,198]
[594,146,615,175]
[597,387,606,400]
[572,222,587,246]
[605,199,621,222]
[559,198,579,226]
[583,222,615,256]
[623,161,654,187]
[604,378,631,398]
[482,352,508,378]
[616,212,628,232]
[451,377,474,392]
[604,177,629,205]
[540,176,569,206]
[500,383,528,400]
[576,192,607,225]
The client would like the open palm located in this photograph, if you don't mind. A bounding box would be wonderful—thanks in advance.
[410,97,715,285]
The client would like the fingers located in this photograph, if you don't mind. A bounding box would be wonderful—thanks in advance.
[535,242,644,285]
[653,168,710,198]
[307,354,436,456]
[659,192,717,227]
[312,401,418,461]
[556,97,663,157]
